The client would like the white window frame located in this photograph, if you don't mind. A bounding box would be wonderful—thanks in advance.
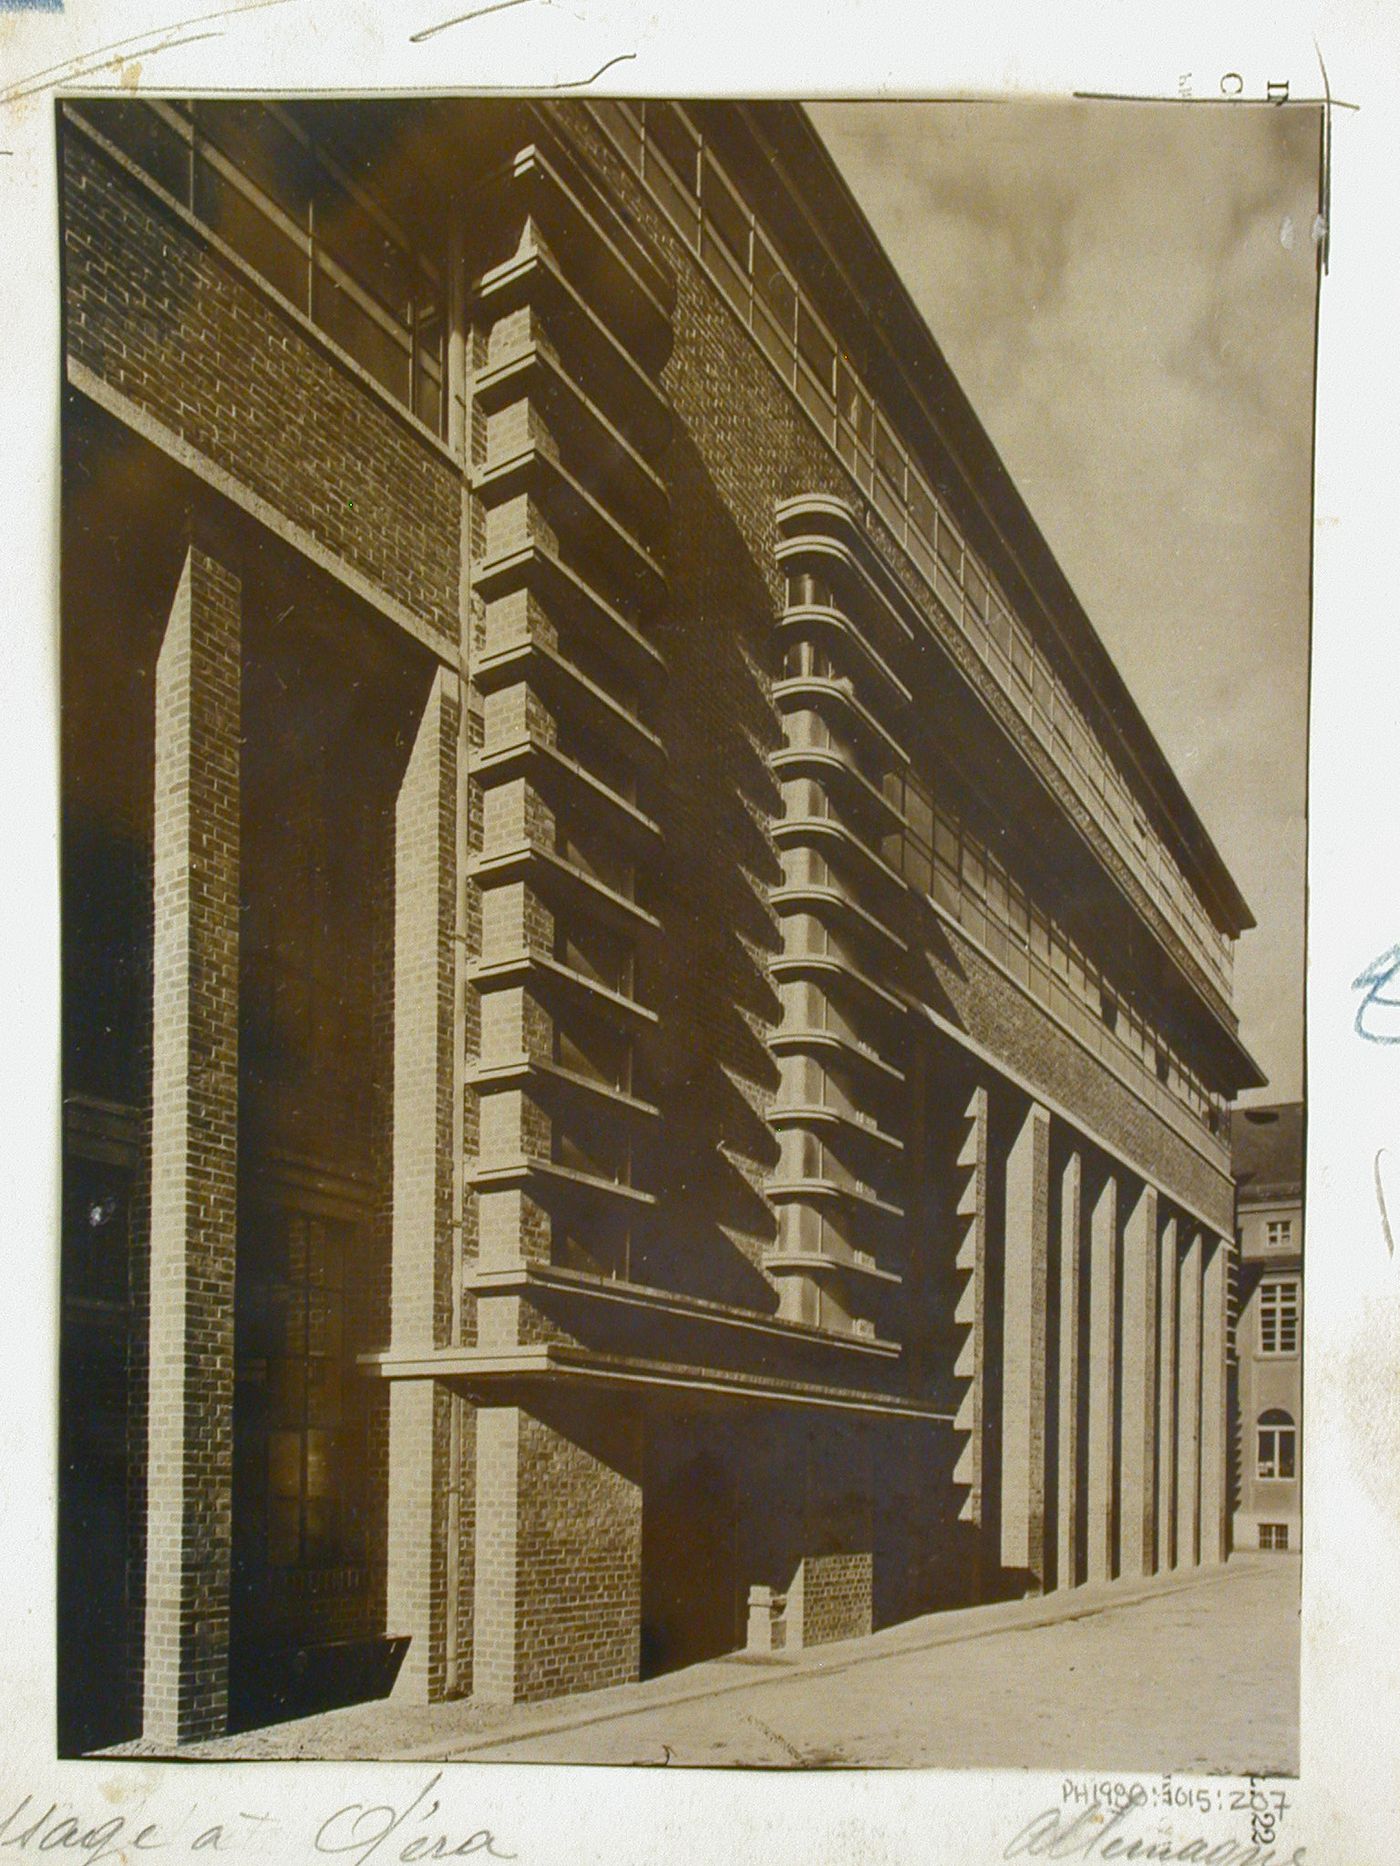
[1259,1277,1300,1356]
[1256,1414,1298,1481]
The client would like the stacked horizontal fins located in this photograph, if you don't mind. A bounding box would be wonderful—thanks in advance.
[466,129,674,1289]
[763,498,915,1343]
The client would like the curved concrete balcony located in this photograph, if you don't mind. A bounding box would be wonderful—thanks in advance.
[766,1101,905,1154]
[775,522,919,650]
[475,238,672,454]
[769,877,905,959]
[467,948,659,1028]
[772,674,908,770]
[776,603,912,713]
[769,742,902,836]
[769,946,906,1018]
[768,1022,905,1084]
[762,1245,903,1288]
[472,635,665,768]
[469,839,658,938]
[772,811,908,902]
[765,1173,905,1224]
[470,735,662,849]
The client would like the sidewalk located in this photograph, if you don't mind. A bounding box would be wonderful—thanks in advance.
[160,1553,1299,1772]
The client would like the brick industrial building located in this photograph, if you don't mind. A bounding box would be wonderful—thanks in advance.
[57,96,1266,1753]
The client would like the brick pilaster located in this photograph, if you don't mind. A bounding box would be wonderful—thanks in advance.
[1199,1235,1229,1564]
[1056,1146,1084,1589]
[385,666,460,1703]
[1085,1169,1118,1585]
[1156,1214,1179,1568]
[142,541,240,1745]
[1119,1183,1159,1577]
[1176,1228,1204,1566]
[1000,1100,1050,1588]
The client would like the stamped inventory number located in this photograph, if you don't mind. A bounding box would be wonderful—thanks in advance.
[1032,1775,1303,1864]
[1060,1778,1291,1815]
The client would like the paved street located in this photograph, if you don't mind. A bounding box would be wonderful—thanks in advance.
[175,1554,1298,1773]
[439,1555,1298,1773]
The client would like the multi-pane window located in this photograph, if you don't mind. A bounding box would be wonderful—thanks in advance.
[588,99,1237,1004]
[1256,1410,1297,1480]
[915,794,1226,1143]
[1259,1278,1301,1356]
[241,1208,354,1569]
[881,770,934,894]
[1266,1218,1294,1248]
[1259,1523,1290,1550]
[72,100,445,434]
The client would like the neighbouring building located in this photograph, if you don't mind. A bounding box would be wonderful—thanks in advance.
[1230,1103,1304,1554]
[57,96,1266,1754]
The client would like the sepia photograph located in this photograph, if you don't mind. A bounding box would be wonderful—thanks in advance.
[50,88,1319,1779]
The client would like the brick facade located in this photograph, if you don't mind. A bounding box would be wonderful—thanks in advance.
[473,1397,643,1704]
[1000,1101,1050,1585]
[62,128,461,647]
[58,98,1258,1749]
[799,1552,875,1647]
[387,670,461,1703]
[143,540,241,1744]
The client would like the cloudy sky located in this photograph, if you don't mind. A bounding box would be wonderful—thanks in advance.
[808,99,1320,1105]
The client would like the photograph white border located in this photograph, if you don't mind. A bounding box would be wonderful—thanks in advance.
[3,3,1396,1860]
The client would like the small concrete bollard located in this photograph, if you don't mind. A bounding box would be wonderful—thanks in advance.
[745,1584,787,1655]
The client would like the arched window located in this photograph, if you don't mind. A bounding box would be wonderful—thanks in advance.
[1257,1409,1297,1481]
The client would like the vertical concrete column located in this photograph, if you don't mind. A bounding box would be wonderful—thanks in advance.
[473,1397,643,1705]
[952,1085,988,1533]
[386,666,461,1704]
[1118,1185,1160,1577]
[1056,1148,1084,1590]
[1176,1229,1204,1567]
[1085,1169,1118,1584]
[142,542,240,1745]
[1000,1101,1051,1588]
[1199,1236,1230,1565]
[1156,1215,1179,1569]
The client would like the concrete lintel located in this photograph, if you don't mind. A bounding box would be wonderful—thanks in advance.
[68,359,459,671]
[359,1346,954,1422]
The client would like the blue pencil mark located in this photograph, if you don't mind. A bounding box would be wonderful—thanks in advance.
[2,0,64,11]
[1353,943,1400,1045]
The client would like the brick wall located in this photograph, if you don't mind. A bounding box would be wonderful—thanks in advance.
[386,670,461,1703]
[143,541,241,1743]
[62,126,462,649]
[558,103,1232,1299]
[64,101,1246,1726]
[513,1399,643,1700]
[800,1551,874,1647]
[582,116,857,1309]
[474,1396,643,1704]
[932,921,1233,1232]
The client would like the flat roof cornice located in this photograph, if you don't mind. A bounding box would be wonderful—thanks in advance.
[706,100,1255,940]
